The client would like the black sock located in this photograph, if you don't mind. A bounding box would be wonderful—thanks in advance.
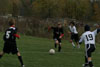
[0,55,3,59]
[58,45,61,52]
[18,56,24,65]
[89,61,93,67]
[85,56,88,64]
[55,43,57,48]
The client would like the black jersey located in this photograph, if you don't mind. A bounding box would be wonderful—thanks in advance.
[3,27,17,42]
[51,27,64,38]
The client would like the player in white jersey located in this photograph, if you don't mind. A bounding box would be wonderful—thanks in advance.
[68,21,80,48]
[79,25,100,67]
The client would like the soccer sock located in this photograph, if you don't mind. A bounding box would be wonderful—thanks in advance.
[78,44,80,48]
[85,56,88,64]
[0,55,3,59]
[55,43,57,48]
[89,61,93,67]
[18,56,24,65]
[72,42,75,47]
[58,45,61,52]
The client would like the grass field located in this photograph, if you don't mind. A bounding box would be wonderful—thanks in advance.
[0,33,100,67]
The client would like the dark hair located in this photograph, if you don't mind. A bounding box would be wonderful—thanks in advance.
[58,23,61,25]
[84,25,90,31]
[70,21,75,25]
[8,19,15,26]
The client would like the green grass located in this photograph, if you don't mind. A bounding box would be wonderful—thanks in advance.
[0,33,100,67]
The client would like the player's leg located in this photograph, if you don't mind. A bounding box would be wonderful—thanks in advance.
[85,56,88,65]
[11,43,24,67]
[58,39,62,52]
[83,44,90,67]
[76,42,80,48]
[58,43,61,52]
[83,50,89,67]
[70,34,75,48]
[88,45,95,67]
[75,34,80,48]
[86,44,95,67]
[88,57,93,67]
[0,42,9,58]
[17,52,24,67]
[54,38,56,48]
[54,38,59,48]
[82,56,89,67]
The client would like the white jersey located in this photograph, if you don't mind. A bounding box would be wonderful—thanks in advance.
[69,26,78,34]
[79,30,98,45]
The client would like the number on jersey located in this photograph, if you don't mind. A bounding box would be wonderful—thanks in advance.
[6,31,11,39]
[86,34,93,41]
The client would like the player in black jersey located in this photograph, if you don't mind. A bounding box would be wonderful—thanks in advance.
[0,19,25,67]
[48,23,64,52]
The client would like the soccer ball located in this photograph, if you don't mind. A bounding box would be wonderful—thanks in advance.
[49,49,55,55]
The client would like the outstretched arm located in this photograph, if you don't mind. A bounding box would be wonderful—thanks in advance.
[48,26,54,31]
[97,28,100,33]
[93,28,100,36]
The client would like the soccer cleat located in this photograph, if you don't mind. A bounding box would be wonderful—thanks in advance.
[21,65,25,67]
[73,45,75,48]
[82,63,89,67]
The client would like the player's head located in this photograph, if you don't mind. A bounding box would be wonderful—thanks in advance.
[8,18,15,26]
[70,21,75,26]
[58,22,62,28]
[84,25,90,31]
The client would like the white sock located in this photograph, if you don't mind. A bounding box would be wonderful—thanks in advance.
[72,42,75,47]
[77,44,80,48]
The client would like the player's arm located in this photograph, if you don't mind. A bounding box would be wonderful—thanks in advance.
[97,28,100,33]
[48,26,54,31]
[93,24,100,35]
[13,28,20,39]
[59,28,64,39]
[93,28,100,36]
[14,34,20,38]
[79,34,84,44]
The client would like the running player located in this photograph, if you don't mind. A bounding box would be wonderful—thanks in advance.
[68,21,80,48]
[48,23,64,52]
[0,19,25,67]
[79,25,100,67]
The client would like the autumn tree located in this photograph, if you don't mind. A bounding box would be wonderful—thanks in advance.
[92,2,100,21]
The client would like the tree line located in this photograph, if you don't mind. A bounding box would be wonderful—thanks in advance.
[0,0,100,21]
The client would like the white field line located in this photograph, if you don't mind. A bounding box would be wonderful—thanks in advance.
[21,51,100,54]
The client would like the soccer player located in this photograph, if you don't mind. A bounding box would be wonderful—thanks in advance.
[0,19,25,67]
[68,21,80,48]
[48,23,64,52]
[79,25,100,67]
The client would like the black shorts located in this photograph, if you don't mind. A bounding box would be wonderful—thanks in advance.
[53,37,61,43]
[3,41,18,54]
[71,34,79,42]
[85,44,95,57]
